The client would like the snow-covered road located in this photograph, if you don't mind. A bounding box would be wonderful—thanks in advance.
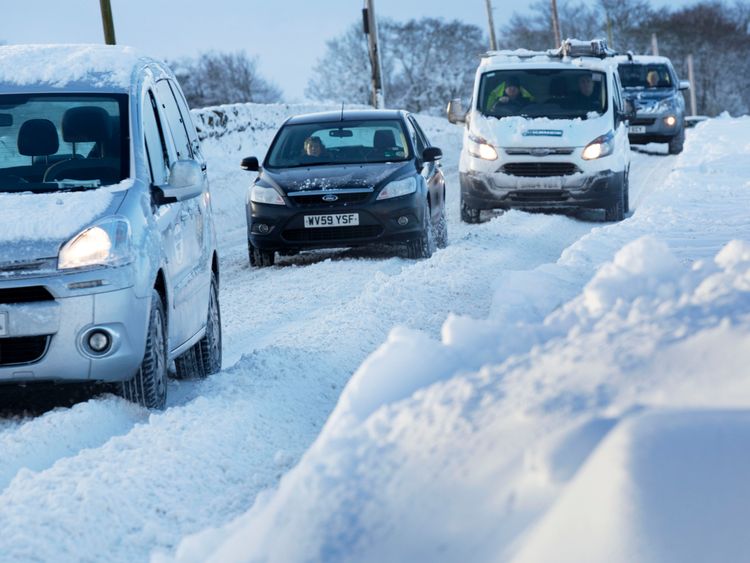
[0,105,679,562]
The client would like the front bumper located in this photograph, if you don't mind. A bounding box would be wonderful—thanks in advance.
[246,194,428,251]
[460,169,623,212]
[628,112,683,144]
[0,278,149,385]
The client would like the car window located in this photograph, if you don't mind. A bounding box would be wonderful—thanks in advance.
[143,90,170,185]
[618,63,673,89]
[406,116,427,156]
[266,119,411,168]
[167,80,201,155]
[478,69,609,120]
[155,80,192,161]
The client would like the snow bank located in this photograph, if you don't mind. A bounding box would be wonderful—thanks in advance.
[160,115,750,563]
[0,44,139,88]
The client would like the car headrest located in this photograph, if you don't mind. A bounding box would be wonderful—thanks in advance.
[373,129,396,149]
[17,119,60,157]
[62,106,112,143]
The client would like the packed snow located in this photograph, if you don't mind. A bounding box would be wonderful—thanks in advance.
[0,99,748,563]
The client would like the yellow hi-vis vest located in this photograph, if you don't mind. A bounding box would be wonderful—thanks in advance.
[486,82,535,109]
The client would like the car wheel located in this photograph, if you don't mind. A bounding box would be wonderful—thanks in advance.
[120,289,168,409]
[406,204,435,259]
[605,191,624,222]
[248,242,275,267]
[434,203,448,249]
[174,273,222,379]
[460,200,481,224]
[624,171,630,214]
[668,129,685,154]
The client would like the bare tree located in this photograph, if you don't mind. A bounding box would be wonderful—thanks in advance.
[172,51,282,108]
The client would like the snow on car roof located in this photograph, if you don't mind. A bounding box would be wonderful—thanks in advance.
[480,51,618,73]
[0,44,142,90]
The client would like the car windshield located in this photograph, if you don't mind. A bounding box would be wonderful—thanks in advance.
[0,93,129,193]
[477,69,609,120]
[618,63,673,89]
[266,119,411,168]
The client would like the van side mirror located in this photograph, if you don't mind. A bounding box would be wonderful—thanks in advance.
[422,147,442,162]
[623,99,637,120]
[241,156,260,171]
[679,80,691,91]
[446,99,467,124]
[154,160,203,204]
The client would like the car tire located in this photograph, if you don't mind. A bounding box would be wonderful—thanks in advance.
[624,170,630,214]
[460,200,481,224]
[668,129,685,154]
[174,273,222,379]
[120,289,168,409]
[248,242,275,267]
[406,204,435,259]
[605,190,625,222]
[434,203,448,249]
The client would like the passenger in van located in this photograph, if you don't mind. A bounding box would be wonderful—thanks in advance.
[487,76,534,111]
[575,73,600,112]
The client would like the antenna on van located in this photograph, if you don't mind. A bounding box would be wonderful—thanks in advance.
[340,102,344,121]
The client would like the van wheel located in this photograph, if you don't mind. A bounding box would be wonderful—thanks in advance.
[248,242,275,267]
[668,130,685,154]
[120,290,168,409]
[434,204,448,248]
[406,205,435,259]
[174,273,222,379]
[460,201,481,224]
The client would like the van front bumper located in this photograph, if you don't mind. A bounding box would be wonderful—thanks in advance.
[0,283,149,385]
[460,169,623,212]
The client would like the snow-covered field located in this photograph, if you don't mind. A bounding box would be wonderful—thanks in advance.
[1,103,749,563]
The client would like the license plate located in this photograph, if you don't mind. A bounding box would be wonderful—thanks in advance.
[629,125,646,134]
[0,312,7,337]
[304,213,360,228]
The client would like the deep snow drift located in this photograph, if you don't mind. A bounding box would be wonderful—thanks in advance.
[165,116,750,563]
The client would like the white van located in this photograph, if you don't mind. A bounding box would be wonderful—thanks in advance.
[448,39,633,222]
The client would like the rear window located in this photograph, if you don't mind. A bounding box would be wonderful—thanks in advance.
[0,93,129,192]
[266,119,411,168]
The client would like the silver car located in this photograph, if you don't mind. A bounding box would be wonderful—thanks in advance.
[0,45,221,409]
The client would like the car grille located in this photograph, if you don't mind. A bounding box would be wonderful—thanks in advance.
[283,225,384,242]
[630,117,656,126]
[0,335,50,366]
[510,190,569,202]
[505,147,575,156]
[288,192,371,206]
[0,286,55,304]
[501,163,580,177]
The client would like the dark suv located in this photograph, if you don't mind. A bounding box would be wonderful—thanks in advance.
[616,54,690,154]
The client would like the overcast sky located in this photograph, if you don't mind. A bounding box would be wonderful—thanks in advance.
[3,0,692,101]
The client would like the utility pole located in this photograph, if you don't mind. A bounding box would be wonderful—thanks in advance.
[99,0,117,45]
[651,32,659,56]
[687,54,698,115]
[363,0,384,109]
[485,0,498,51]
[551,0,562,48]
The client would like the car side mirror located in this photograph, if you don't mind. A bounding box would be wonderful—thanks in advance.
[241,156,260,171]
[154,160,203,204]
[446,98,467,124]
[679,80,691,91]
[422,147,442,162]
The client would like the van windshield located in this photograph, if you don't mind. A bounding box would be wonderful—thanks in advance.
[266,119,411,168]
[618,63,673,89]
[0,93,129,193]
[478,69,608,120]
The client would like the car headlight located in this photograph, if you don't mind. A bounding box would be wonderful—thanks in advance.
[377,177,417,200]
[664,115,677,127]
[250,184,285,205]
[467,134,498,161]
[582,131,615,160]
[58,217,133,270]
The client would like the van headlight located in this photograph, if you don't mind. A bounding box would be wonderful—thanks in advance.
[582,131,615,160]
[467,134,498,161]
[377,177,417,200]
[58,217,133,270]
[249,184,285,205]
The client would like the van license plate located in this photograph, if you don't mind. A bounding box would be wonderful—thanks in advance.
[629,125,646,134]
[304,213,360,228]
[0,312,7,336]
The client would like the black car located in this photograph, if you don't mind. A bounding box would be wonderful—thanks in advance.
[241,109,447,267]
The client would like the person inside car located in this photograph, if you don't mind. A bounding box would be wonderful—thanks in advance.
[646,70,659,88]
[300,135,329,164]
[575,73,600,112]
[487,76,534,112]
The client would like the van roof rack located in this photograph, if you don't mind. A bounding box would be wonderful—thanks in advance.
[482,38,617,61]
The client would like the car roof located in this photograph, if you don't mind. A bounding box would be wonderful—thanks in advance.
[614,54,674,66]
[285,109,406,126]
[0,44,154,94]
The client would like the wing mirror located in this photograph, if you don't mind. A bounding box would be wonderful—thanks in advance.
[679,80,691,91]
[422,147,443,162]
[241,156,260,171]
[446,98,467,124]
[154,160,203,204]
